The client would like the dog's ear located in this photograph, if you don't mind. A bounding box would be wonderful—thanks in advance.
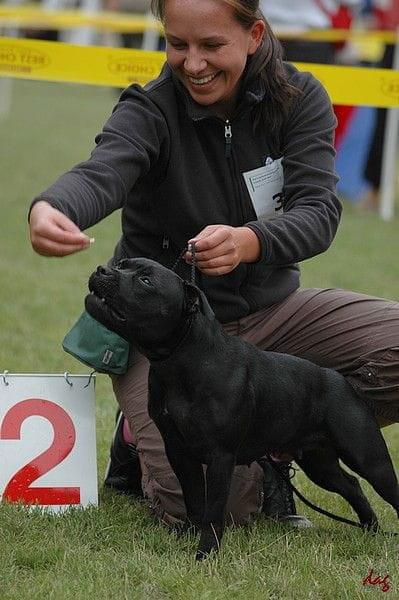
[184,282,215,320]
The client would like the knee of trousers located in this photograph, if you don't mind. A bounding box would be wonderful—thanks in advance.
[143,463,264,528]
[345,347,399,422]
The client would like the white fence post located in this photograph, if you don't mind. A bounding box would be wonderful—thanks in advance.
[379,29,399,221]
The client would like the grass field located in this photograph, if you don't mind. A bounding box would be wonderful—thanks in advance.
[0,78,399,599]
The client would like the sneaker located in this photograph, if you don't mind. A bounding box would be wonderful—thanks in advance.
[104,410,143,497]
[258,458,313,528]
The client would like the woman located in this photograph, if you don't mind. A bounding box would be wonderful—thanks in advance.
[29,0,399,529]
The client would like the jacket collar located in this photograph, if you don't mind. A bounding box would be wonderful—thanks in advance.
[165,62,267,122]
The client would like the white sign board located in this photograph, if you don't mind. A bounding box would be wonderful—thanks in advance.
[0,373,98,512]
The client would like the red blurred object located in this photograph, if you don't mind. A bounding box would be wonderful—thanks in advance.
[330,5,353,49]
[334,104,356,149]
[374,0,399,30]
[330,5,353,30]
[316,2,354,49]
[315,3,357,148]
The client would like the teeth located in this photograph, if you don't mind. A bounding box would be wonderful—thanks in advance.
[188,73,217,85]
[89,290,107,304]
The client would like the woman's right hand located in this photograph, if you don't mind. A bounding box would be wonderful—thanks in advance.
[29,200,91,257]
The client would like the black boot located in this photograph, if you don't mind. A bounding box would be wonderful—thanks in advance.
[258,458,313,528]
[104,410,143,497]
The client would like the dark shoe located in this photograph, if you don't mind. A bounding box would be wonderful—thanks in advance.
[258,458,313,528]
[104,410,143,497]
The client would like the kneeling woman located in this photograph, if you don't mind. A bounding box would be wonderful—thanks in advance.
[29,0,399,528]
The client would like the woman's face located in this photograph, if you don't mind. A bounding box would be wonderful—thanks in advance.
[164,0,265,117]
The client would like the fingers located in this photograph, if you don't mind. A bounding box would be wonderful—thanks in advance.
[185,225,240,276]
[29,201,91,257]
[187,239,235,263]
[30,236,90,257]
[194,254,237,276]
[188,225,230,252]
[188,243,236,274]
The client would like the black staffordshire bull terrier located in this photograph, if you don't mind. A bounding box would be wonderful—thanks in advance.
[86,258,399,560]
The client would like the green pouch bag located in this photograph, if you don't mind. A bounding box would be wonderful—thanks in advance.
[62,310,130,374]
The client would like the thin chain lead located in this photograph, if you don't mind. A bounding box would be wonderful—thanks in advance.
[171,247,187,273]
[189,242,196,285]
[171,243,196,286]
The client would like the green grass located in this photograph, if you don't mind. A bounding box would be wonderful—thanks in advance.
[0,79,399,599]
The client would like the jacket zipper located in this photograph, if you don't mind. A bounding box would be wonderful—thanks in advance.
[224,120,232,158]
[222,116,254,301]
[223,118,246,223]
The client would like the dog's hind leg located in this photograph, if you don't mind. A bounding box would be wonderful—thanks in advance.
[334,443,399,522]
[296,443,379,530]
[326,402,399,520]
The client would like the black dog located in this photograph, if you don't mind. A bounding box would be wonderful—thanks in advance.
[86,258,399,560]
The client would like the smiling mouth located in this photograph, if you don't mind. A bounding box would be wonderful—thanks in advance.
[187,72,219,86]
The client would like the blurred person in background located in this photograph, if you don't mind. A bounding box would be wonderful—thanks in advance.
[360,0,399,211]
[103,0,151,49]
[260,0,361,63]
[260,0,361,147]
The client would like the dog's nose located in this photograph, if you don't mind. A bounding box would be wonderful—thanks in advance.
[96,265,113,277]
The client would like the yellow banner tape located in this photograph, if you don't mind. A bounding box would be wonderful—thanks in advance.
[0,37,398,108]
[0,6,162,34]
[280,28,397,44]
[0,5,397,43]
[0,36,165,87]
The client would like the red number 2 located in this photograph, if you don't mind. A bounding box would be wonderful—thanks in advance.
[0,398,80,505]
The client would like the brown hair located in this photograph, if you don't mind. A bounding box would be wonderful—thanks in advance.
[151,0,299,137]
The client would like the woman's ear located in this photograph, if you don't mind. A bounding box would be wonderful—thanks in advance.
[248,19,266,55]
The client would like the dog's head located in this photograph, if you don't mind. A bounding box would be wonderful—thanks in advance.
[85,258,214,352]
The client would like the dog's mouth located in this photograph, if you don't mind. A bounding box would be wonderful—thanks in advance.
[88,289,127,322]
[87,275,127,323]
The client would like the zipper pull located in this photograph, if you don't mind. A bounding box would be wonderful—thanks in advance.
[224,120,232,158]
[162,235,169,249]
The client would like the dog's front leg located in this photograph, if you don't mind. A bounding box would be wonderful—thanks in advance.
[163,436,206,534]
[196,453,236,561]
[149,372,206,533]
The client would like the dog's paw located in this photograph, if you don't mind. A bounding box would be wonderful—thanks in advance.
[173,518,200,538]
[195,547,217,561]
[362,519,380,534]
[195,527,222,560]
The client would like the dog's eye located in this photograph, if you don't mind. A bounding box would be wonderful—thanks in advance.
[139,276,153,287]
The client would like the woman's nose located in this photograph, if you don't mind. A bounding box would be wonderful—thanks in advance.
[184,49,206,75]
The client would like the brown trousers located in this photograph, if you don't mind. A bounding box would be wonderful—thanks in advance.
[112,288,399,526]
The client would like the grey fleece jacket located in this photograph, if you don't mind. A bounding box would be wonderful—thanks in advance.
[31,62,340,323]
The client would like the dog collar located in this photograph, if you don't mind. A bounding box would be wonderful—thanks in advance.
[137,310,196,363]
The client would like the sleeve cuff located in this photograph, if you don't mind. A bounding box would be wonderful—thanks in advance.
[245,222,270,263]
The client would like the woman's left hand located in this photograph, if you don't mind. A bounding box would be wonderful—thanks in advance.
[185,225,261,276]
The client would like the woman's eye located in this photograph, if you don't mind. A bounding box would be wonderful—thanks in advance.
[169,41,186,50]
